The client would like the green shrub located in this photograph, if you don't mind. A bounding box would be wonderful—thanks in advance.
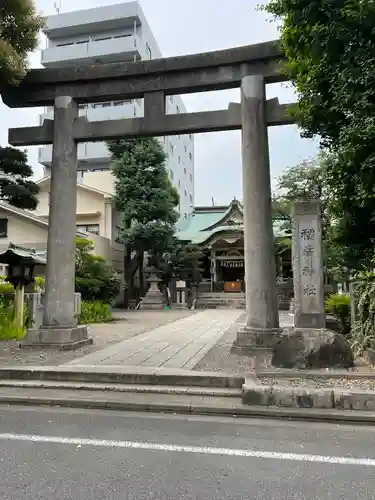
[325,294,351,335]
[0,281,14,309]
[34,276,45,292]
[78,301,112,325]
[350,280,375,357]
[75,238,121,303]
[0,303,26,340]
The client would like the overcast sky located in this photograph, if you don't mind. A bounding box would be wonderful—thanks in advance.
[0,0,318,205]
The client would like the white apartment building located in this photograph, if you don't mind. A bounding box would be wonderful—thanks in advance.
[38,1,195,221]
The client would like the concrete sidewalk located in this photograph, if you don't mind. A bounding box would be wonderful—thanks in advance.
[65,310,243,369]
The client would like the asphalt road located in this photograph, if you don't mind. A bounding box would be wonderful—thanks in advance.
[0,405,375,499]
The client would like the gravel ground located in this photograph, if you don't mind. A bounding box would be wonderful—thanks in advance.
[0,309,194,366]
[193,312,375,390]
[193,312,272,373]
[258,376,375,391]
[194,312,296,374]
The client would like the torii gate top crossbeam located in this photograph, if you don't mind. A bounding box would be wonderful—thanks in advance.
[1,40,285,108]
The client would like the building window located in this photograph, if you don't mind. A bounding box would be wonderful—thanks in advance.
[76,224,100,235]
[113,100,132,106]
[189,134,193,140]
[189,152,192,160]
[190,194,193,203]
[184,213,187,219]
[176,106,180,114]
[169,169,173,179]
[184,145,187,152]
[169,144,174,154]
[170,96,174,104]
[189,173,193,182]
[184,189,187,197]
[146,42,152,59]
[178,180,181,187]
[178,156,181,164]
[184,167,187,175]
[0,218,8,238]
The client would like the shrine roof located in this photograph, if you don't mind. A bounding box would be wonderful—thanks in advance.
[176,200,287,245]
[0,243,47,265]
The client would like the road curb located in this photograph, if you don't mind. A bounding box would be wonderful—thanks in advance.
[1,394,375,424]
[242,383,375,412]
[256,370,375,380]
[0,366,245,388]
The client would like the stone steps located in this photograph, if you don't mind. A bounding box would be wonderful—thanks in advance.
[196,293,246,309]
[0,365,245,389]
[0,379,242,398]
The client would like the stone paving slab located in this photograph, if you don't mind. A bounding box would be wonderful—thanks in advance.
[0,309,194,366]
[65,310,243,369]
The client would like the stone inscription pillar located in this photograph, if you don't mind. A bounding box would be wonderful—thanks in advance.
[23,96,90,348]
[236,75,281,348]
[292,200,325,329]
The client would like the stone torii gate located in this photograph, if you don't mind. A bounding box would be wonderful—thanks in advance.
[2,39,295,349]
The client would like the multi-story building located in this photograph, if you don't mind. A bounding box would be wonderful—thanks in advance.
[38,1,195,222]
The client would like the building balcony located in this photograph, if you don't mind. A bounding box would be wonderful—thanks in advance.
[39,142,111,168]
[40,99,141,124]
[38,99,143,167]
[41,35,147,67]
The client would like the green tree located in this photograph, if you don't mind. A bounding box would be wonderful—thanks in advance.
[156,239,204,288]
[1,1,43,210]
[272,155,347,281]
[107,138,179,306]
[0,0,44,86]
[265,0,375,266]
[0,147,39,210]
[75,237,120,303]
[272,155,329,232]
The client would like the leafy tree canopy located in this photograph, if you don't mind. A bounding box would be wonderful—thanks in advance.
[107,137,179,302]
[265,0,375,265]
[152,238,204,288]
[75,238,120,303]
[272,155,330,232]
[0,0,44,86]
[0,147,39,210]
[0,1,42,210]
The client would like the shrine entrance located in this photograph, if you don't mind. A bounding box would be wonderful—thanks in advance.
[3,38,296,348]
[218,258,244,292]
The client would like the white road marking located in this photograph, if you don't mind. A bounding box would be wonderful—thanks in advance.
[0,432,374,466]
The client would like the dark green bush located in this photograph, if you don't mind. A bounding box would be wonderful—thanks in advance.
[75,238,121,303]
[325,294,351,335]
[0,303,26,340]
[78,301,112,325]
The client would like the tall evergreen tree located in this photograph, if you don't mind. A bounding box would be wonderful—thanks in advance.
[0,1,43,210]
[107,138,179,305]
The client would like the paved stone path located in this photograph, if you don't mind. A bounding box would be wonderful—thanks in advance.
[65,310,243,369]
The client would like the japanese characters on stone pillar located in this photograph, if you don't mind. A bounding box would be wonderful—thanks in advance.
[292,200,325,329]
